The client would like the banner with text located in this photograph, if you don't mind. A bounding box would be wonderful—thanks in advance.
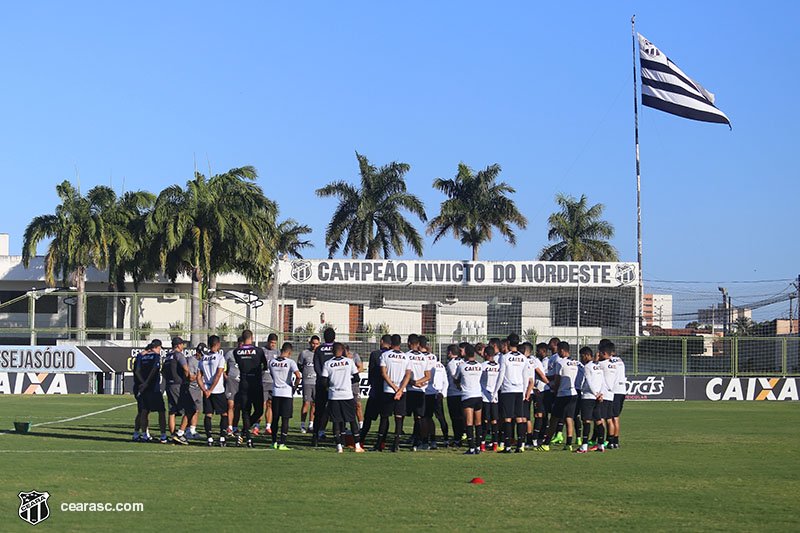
[0,373,91,394]
[686,377,799,401]
[279,259,639,287]
[0,346,101,373]
[624,376,685,400]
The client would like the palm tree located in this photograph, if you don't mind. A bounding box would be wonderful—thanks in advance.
[538,193,619,261]
[149,167,278,344]
[316,152,427,259]
[276,219,313,259]
[427,163,527,261]
[88,187,156,337]
[733,316,755,336]
[22,181,112,340]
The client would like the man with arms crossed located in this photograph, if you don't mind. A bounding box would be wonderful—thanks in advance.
[377,334,412,452]
[321,342,365,453]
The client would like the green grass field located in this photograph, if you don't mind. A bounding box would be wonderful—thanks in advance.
[0,396,798,532]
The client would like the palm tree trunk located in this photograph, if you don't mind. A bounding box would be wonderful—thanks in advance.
[207,273,217,336]
[115,272,128,341]
[191,267,203,346]
[472,244,479,261]
[75,266,87,342]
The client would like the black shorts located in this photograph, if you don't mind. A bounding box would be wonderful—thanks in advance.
[328,399,356,423]
[272,396,294,419]
[203,393,228,415]
[262,381,273,402]
[166,384,184,415]
[140,389,165,412]
[613,394,625,417]
[552,395,578,419]
[423,394,439,418]
[601,400,614,420]
[579,398,603,421]
[381,392,407,418]
[461,396,482,410]
[533,390,545,415]
[364,393,383,421]
[135,390,144,411]
[499,392,525,419]
[522,399,532,420]
[542,390,555,414]
[405,391,426,418]
[482,401,499,422]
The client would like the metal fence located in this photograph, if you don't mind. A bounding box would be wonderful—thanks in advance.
[1,290,798,376]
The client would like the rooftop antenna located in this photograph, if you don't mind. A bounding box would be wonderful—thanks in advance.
[74,163,81,194]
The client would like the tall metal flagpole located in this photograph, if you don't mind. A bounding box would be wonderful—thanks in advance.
[632,15,643,335]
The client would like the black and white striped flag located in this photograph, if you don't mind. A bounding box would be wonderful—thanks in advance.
[638,34,730,128]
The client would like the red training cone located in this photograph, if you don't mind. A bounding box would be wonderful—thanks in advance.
[470,477,485,484]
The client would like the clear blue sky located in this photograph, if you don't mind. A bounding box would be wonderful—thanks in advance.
[0,1,797,322]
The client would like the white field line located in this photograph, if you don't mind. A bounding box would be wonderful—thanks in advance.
[1,401,136,435]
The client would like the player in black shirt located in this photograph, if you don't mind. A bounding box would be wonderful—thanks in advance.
[311,327,336,446]
[358,334,391,448]
[134,339,167,443]
[232,329,269,448]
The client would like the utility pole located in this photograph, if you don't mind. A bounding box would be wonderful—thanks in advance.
[718,287,728,336]
[796,274,800,338]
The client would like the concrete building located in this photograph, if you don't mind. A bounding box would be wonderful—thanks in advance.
[698,304,752,332]
[643,293,673,329]
[0,244,640,346]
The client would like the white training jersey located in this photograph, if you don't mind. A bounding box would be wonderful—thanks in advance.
[380,349,410,394]
[269,356,299,398]
[199,350,226,394]
[480,360,501,402]
[610,356,627,395]
[495,351,532,395]
[425,353,448,395]
[445,357,462,397]
[597,358,617,398]
[580,361,606,400]
[544,353,560,391]
[556,357,580,397]
[529,356,547,392]
[406,349,433,393]
[455,360,483,400]
[321,356,358,400]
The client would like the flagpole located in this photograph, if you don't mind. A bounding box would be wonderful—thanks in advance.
[632,14,643,336]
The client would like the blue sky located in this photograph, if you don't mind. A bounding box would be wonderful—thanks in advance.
[0,2,796,322]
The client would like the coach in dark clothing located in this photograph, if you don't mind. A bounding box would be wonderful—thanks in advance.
[359,334,391,447]
[232,330,268,447]
[311,327,336,446]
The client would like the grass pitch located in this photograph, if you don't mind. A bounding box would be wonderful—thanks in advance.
[0,396,798,532]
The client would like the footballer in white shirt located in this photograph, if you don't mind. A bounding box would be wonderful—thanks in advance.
[377,334,412,452]
[320,342,364,453]
[455,343,484,455]
[404,334,432,451]
[575,346,606,453]
[493,333,535,453]
[198,335,228,447]
[541,341,580,451]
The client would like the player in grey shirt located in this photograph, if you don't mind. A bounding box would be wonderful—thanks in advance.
[257,333,280,436]
[183,344,204,439]
[298,335,320,433]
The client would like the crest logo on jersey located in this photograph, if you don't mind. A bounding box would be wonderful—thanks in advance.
[18,490,50,526]
[290,260,312,283]
[614,264,636,286]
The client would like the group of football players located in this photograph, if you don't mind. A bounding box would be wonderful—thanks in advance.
[131,328,626,455]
